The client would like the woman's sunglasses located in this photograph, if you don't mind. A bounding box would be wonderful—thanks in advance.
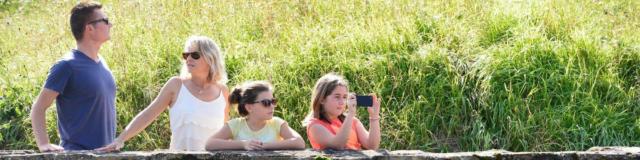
[182,52,201,60]
[253,98,277,107]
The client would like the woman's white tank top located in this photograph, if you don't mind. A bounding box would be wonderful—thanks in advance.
[169,83,226,151]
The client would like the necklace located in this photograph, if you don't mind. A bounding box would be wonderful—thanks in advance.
[197,85,209,94]
[192,81,209,95]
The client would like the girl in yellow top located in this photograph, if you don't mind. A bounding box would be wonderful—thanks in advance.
[206,81,305,150]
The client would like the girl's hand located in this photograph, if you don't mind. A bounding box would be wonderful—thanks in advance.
[347,93,357,117]
[242,140,264,151]
[368,94,381,119]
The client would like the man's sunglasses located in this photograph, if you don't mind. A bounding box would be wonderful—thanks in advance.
[88,18,110,25]
[182,52,201,60]
[253,98,277,107]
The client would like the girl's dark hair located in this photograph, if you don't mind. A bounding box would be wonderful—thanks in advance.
[229,81,273,116]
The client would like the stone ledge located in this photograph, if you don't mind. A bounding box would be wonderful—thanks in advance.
[2,147,640,160]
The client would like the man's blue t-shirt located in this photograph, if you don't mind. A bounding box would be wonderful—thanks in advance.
[44,49,116,150]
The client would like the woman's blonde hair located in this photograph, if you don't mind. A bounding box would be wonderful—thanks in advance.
[302,73,349,126]
[180,35,228,85]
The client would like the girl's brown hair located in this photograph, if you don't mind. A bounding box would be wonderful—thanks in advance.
[303,73,349,126]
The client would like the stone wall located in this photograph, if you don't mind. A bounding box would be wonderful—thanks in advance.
[2,147,640,160]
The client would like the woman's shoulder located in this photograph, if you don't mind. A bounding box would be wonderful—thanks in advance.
[214,83,229,95]
[160,76,183,93]
[166,76,183,87]
[214,83,228,90]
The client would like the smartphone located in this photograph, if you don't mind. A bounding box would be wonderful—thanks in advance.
[356,95,373,107]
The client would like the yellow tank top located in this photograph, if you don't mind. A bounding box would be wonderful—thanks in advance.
[228,117,285,143]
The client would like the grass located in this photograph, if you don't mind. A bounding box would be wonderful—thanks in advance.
[1,0,640,152]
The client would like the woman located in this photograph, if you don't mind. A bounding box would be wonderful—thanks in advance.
[303,73,381,150]
[205,81,305,150]
[97,36,230,151]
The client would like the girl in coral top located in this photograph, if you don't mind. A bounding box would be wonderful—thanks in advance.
[303,73,381,150]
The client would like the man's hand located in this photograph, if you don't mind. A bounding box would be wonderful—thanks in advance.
[38,143,64,152]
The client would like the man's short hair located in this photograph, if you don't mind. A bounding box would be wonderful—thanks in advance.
[70,1,102,41]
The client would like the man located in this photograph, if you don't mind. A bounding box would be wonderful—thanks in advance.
[30,1,115,151]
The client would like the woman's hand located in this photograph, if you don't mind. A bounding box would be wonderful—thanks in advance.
[95,138,124,152]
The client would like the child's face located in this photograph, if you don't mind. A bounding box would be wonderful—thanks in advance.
[247,91,276,121]
[322,86,349,118]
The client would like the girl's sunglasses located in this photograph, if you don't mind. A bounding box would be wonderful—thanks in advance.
[182,52,201,60]
[253,98,277,107]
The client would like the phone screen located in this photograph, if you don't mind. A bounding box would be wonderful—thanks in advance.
[356,95,373,107]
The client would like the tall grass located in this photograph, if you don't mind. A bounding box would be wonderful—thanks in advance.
[1,0,639,152]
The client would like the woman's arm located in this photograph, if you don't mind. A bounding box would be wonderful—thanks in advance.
[221,86,230,122]
[205,124,263,150]
[96,77,181,151]
[263,122,305,150]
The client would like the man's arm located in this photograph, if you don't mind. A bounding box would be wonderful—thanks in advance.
[30,88,64,152]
